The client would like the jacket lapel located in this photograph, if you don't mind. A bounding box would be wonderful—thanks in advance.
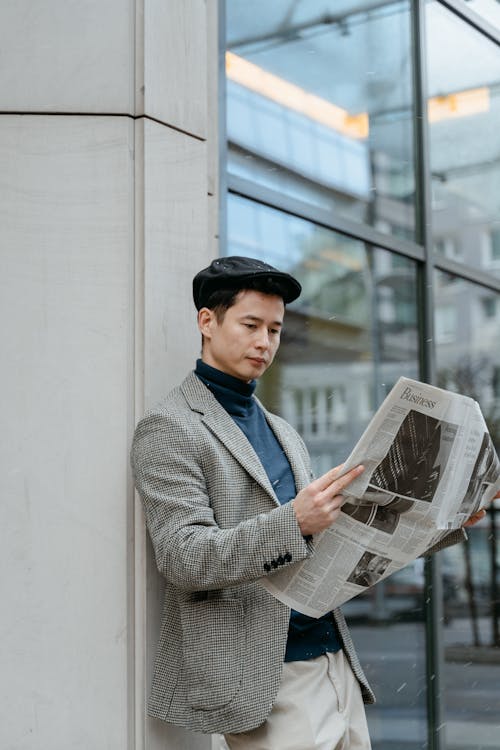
[181,372,280,505]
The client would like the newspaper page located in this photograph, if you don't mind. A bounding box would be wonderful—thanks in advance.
[261,377,500,618]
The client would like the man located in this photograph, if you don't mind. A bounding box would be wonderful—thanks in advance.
[131,256,491,750]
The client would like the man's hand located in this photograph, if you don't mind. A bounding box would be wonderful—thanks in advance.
[292,464,365,537]
[463,489,500,528]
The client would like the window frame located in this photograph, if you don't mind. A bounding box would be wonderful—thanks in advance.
[220,3,500,749]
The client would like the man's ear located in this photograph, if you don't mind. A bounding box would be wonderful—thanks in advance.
[197,307,215,339]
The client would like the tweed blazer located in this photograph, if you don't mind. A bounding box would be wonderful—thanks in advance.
[131,371,375,734]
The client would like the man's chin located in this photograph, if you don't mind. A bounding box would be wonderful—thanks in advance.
[245,360,269,378]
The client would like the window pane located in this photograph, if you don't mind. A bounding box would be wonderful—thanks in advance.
[426,2,500,278]
[226,0,417,242]
[434,271,500,749]
[466,0,500,30]
[227,194,426,749]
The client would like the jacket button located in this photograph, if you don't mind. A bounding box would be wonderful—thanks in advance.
[264,563,271,572]
[277,555,284,565]
[271,560,278,569]
[285,553,292,562]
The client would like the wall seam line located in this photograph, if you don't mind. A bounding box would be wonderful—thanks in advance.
[0,111,207,142]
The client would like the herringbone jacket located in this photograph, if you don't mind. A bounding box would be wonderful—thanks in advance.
[131,371,374,734]
[131,371,463,734]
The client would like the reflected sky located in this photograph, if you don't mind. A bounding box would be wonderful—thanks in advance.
[226,0,416,240]
[427,2,500,277]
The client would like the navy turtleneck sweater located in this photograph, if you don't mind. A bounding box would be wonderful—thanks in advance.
[195,359,341,662]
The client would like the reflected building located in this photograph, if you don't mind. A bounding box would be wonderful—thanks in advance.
[226,2,500,749]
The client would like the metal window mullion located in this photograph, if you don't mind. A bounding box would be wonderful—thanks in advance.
[434,256,500,293]
[227,173,426,262]
[218,0,228,257]
[413,2,447,749]
[438,0,500,46]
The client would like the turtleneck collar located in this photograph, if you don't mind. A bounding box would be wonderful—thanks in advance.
[195,359,257,417]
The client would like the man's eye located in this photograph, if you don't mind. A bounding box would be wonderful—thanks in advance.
[244,323,256,329]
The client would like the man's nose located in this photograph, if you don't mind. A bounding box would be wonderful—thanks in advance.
[255,328,270,349]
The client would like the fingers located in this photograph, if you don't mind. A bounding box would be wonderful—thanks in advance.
[325,465,365,498]
[483,490,499,504]
[463,508,487,527]
[316,496,344,526]
[315,463,364,492]
[313,464,343,490]
[293,464,365,537]
[326,494,345,514]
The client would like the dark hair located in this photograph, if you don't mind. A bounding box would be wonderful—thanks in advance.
[203,277,289,322]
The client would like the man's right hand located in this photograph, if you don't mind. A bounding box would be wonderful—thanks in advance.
[292,464,365,537]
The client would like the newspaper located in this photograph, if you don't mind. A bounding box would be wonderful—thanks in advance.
[261,377,500,618]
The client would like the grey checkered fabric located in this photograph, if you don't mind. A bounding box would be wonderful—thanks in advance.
[131,372,375,734]
[131,372,464,734]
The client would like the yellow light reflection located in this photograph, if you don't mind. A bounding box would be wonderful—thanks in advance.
[302,258,326,270]
[319,247,363,271]
[226,51,369,140]
[428,88,490,123]
[226,52,490,139]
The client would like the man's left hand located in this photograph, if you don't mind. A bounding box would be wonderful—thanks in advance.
[463,489,500,527]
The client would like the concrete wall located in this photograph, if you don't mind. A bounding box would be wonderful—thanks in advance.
[0,2,218,748]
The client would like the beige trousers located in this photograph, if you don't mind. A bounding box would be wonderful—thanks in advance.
[218,650,371,750]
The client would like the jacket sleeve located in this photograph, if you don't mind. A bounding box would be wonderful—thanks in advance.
[130,411,311,592]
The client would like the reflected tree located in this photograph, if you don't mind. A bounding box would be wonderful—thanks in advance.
[437,355,500,648]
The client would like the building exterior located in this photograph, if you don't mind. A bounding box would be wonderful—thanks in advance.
[0,2,499,749]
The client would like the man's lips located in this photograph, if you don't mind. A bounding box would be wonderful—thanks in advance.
[247,357,267,365]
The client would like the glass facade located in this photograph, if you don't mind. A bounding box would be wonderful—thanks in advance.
[226,0,417,240]
[466,0,500,29]
[228,194,420,471]
[434,271,500,749]
[427,1,500,278]
[224,2,500,748]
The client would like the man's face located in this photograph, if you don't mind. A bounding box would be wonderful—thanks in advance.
[198,289,284,381]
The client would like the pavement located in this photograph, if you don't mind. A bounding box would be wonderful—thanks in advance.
[350,616,500,750]
[445,644,500,664]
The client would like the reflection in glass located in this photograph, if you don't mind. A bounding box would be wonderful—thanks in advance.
[434,271,500,748]
[228,193,419,470]
[226,0,416,241]
[466,0,500,30]
[227,194,427,749]
[426,2,500,278]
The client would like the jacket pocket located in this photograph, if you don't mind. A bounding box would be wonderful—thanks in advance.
[181,598,244,710]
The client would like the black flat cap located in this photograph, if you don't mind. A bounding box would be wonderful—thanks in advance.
[193,256,301,310]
